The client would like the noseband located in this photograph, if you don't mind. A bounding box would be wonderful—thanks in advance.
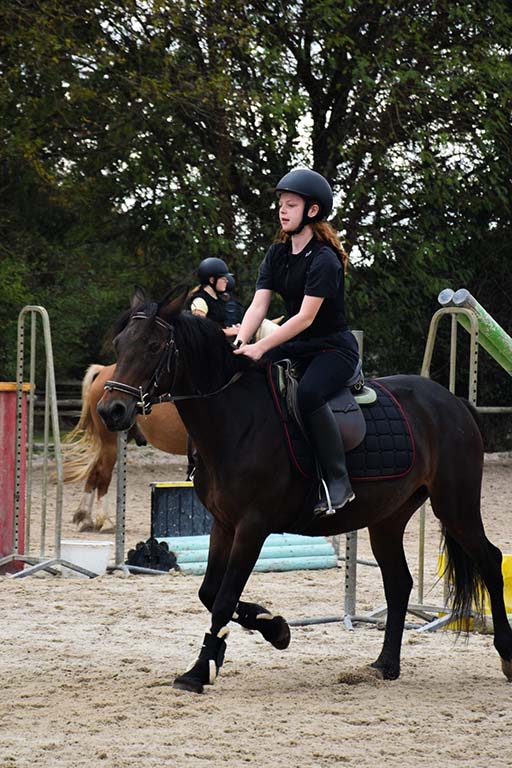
[104,312,242,415]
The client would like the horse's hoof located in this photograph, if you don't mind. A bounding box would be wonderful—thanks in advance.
[501,658,512,681]
[72,510,87,525]
[370,661,400,680]
[173,675,204,694]
[268,616,291,650]
[78,519,95,532]
[368,665,384,680]
[99,519,115,533]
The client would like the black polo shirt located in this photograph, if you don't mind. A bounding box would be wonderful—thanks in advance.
[255,238,348,340]
[187,288,227,327]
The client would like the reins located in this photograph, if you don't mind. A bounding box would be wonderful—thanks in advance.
[104,311,244,415]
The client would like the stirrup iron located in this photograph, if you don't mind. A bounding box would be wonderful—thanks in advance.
[316,478,336,517]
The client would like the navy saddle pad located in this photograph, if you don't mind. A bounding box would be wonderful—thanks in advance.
[346,380,414,481]
[268,374,415,482]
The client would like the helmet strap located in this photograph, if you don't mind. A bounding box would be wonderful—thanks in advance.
[288,198,319,236]
[210,277,226,296]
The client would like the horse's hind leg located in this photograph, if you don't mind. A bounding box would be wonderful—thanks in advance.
[430,476,512,681]
[73,444,117,532]
[368,499,421,680]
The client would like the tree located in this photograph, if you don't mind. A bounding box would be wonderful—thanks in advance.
[1,0,510,446]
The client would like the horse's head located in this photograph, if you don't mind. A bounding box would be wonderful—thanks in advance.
[97,287,187,432]
[97,286,247,432]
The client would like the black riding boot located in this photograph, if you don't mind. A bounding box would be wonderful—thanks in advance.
[304,403,355,516]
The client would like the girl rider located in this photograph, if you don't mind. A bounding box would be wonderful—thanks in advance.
[234,168,359,515]
[188,257,241,338]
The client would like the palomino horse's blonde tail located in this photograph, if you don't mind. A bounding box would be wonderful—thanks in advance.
[61,364,105,483]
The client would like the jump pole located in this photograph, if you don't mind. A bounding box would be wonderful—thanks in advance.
[109,432,173,576]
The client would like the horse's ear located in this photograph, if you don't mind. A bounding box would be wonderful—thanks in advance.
[160,287,190,320]
[131,286,147,309]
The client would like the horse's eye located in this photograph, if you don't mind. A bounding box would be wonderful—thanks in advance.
[147,342,161,355]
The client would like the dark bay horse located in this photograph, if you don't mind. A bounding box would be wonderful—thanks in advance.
[97,289,512,693]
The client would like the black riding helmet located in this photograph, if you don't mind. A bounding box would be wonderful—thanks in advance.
[275,168,333,234]
[225,273,236,293]
[198,257,230,287]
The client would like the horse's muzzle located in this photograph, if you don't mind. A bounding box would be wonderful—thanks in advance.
[97,395,136,432]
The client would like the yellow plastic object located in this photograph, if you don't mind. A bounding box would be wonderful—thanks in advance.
[437,554,512,630]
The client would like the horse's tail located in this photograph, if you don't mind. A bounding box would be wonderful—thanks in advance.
[441,396,485,631]
[62,364,105,483]
[441,529,486,632]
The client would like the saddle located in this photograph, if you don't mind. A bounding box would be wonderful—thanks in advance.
[273,358,375,452]
[268,360,414,482]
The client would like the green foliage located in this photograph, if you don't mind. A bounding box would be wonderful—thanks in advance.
[0,0,510,445]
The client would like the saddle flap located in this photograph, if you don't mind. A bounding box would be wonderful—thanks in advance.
[269,360,367,454]
[328,389,366,452]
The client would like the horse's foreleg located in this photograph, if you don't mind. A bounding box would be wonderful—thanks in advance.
[72,490,95,529]
[198,524,290,650]
[197,521,233,612]
[368,510,415,680]
[174,520,269,694]
[233,602,290,650]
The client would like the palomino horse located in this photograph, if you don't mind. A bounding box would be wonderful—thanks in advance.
[97,289,512,693]
[63,363,188,531]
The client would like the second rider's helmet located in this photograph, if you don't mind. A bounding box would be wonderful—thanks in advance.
[197,257,230,286]
[275,168,333,233]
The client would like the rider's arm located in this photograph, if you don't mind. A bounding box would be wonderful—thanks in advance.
[190,297,208,318]
[234,295,324,359]
[257,295,323,353]
[235,289,272,345]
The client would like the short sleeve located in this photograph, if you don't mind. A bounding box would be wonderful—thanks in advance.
[190,297,209,315]
[305,247,342,298]
[255,245,278,291]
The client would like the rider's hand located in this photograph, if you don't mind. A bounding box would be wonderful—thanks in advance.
[223,324,241,337]
[233,341,264,361]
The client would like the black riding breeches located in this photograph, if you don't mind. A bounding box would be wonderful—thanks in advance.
[265,339,360,415]
[295,351,358,414]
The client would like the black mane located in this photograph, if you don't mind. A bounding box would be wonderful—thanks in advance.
[170,311,254,393]
[108,291,256,394]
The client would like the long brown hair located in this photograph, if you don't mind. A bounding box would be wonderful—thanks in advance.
[277,220,349,275]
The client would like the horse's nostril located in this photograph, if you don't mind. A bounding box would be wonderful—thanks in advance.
[97,398,129,429]
[110,402,127,422]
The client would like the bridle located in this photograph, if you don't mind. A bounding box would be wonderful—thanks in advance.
[104,312,243,415]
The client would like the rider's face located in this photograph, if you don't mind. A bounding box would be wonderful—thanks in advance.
[278,192,305,233]
[214,275,228,292]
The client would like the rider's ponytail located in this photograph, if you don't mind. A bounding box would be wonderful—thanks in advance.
[310,221,349,275]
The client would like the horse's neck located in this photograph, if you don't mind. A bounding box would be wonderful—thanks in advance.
[175,370,271,465]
